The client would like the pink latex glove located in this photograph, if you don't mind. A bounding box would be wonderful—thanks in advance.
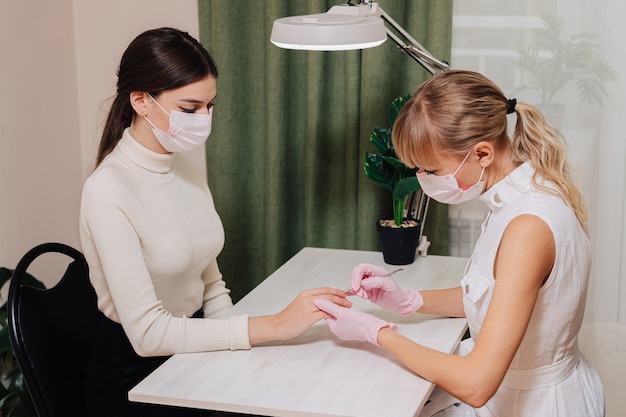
[350,263,424,316]
[314,299,398,347]
[348,263,389,298]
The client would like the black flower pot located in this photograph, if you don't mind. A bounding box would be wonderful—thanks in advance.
[376,220,421,265]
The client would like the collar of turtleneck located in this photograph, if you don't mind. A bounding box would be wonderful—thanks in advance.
[117,128,175,174]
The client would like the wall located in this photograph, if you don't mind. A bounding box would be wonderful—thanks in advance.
[71,0,205,180]
[0,0,82,285]
[0,0,203,286]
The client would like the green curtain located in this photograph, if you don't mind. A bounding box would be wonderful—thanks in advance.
[198,0,453,302]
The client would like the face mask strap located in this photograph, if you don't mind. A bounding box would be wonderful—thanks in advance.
[143,115,159,131]
[477,166,485,183]
[451,151,473,178]
[147,93,170,117]
[145,94,171,134]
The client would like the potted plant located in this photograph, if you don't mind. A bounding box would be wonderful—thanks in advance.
[364,95,423,265]
[515,13,619,126]
[0,267,41,417]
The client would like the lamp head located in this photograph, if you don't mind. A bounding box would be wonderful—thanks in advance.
[270,4,386,51]
[270,2,449,75]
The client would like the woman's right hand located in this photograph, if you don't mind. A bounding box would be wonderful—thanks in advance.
[350,263,424,316]
[349,263,390,297]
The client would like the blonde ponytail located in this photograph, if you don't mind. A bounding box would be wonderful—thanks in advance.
[510,102,588,225]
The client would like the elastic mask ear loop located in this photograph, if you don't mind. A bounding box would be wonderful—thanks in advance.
[143,115,159,130]
[147,94,170,117]
[451,151,473,178]
[144,94,170,131]
[477,166,485,182]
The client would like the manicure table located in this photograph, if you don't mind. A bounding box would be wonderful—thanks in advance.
[129,247,468,417]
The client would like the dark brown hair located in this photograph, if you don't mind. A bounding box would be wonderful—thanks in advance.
[96,27,218,166]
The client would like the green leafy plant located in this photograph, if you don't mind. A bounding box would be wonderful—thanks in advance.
[0,267,42,417]
[364,95,420,226]
[516,13,618,105]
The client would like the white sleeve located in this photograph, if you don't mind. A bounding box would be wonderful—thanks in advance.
[201,260,234,317]
[80,173,251,356]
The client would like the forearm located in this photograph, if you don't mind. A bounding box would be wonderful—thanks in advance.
[418,286,465,317]
[376,328,494,408]
[247,312,318,345]
[248,315,282,345]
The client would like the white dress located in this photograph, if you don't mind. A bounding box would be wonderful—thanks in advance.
[422,162,604,417]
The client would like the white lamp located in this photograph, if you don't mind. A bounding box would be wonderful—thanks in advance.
[270,1,450,75]
[271,1,444,253]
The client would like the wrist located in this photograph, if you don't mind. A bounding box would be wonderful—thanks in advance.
[375,325,398,347]
[248,314,282,345]
[398,289,424,316]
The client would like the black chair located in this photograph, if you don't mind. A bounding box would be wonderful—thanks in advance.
[8,242,99,417]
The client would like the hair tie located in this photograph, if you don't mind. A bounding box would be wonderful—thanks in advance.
[507,98,517,114]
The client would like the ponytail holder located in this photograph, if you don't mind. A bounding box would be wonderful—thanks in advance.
[507,98,517,114]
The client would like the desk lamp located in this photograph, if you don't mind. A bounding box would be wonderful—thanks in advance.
[270,0,448,255]
[270,0,450,75]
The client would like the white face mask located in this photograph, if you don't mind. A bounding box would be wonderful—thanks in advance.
[144,94,212,153]
[416,151,485,204]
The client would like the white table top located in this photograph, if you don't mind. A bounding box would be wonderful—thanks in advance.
[129,247,468,417]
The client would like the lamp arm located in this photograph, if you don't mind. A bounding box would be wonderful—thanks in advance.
[377,6,450,75]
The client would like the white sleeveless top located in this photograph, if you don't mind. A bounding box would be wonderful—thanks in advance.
[460,162,604,417]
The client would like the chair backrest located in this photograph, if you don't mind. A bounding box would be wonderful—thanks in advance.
[8,242,99,417]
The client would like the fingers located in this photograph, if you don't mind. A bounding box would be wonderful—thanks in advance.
[306,308,334,322]
[302,287,347,297]
[360,275,394,291]
[303,287,352,308]
[350,264,372,289]
[352,263,389,279]
[313,298,341,316]
[351,263,389,294]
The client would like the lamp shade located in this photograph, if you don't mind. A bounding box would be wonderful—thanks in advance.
[270,5,386,51]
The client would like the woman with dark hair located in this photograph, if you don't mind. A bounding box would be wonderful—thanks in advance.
[314,70,604,416]
[80,27,349,417]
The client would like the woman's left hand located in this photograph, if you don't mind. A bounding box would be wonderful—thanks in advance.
[314,298,398,346]
[248,287,351,344]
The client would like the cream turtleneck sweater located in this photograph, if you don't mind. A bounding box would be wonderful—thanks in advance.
[79,128,250,356]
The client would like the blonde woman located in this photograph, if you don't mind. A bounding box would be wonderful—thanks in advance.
[315,70,604,416]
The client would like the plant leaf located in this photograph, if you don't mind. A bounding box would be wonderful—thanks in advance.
[0,268,44,292]
[514,13,619,105]
[392,176,420,202]
[378,155,403,171]
[0,267,43,416]
[0,268,13,289]
[364,153,394,192]
[365,94,418,220]
[388,95,412,125]
[0,328,12,354]
[369,127,395,156]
